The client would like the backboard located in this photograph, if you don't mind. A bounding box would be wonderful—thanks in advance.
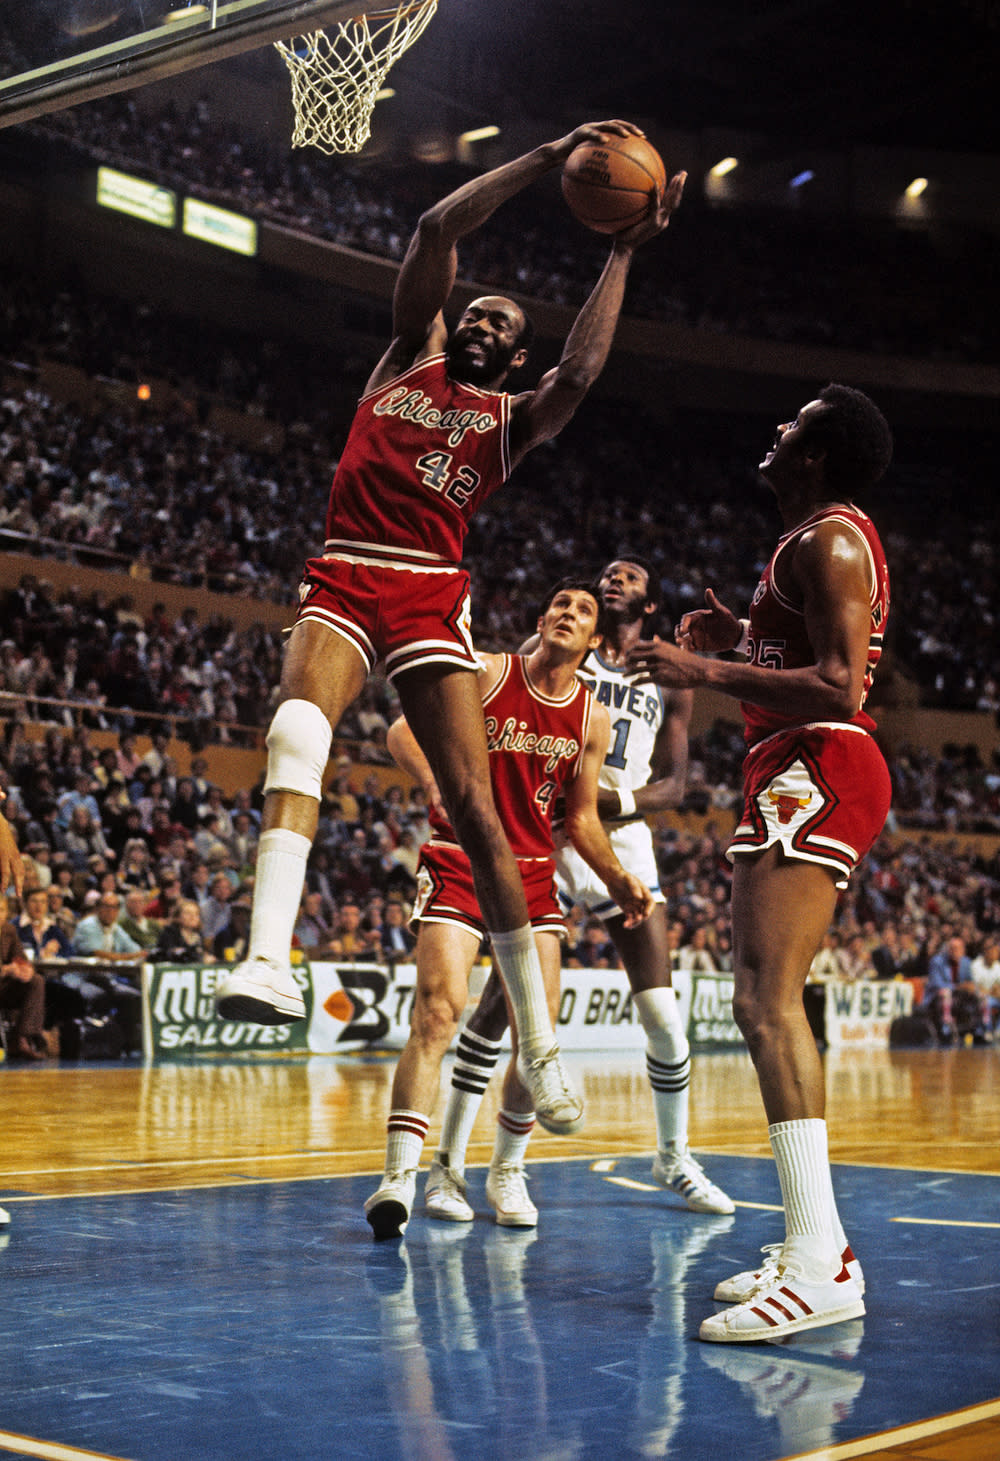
[0,0,361,129]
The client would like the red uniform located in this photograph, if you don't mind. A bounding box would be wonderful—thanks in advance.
[730,504,892,887]
[296,355,514,679]
[412,655,594,935]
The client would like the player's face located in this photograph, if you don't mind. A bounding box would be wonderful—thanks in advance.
[538,589,600,659]
[447,297,528,385]
[759,398,825,484]
[599,560,650,621]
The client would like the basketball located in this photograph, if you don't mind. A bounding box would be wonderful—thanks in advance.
[561,134,667,234]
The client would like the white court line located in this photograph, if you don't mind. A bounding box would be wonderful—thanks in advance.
[892,1215,1000,1229]
[0,1429,133,1461]
[784,1396,1000,1461]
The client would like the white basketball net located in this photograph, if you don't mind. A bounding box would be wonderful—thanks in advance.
[275,0,438,155]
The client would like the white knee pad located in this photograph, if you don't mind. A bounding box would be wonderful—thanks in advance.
[264,698,333,800]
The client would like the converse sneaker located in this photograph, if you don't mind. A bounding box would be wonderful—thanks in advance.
[485,1162,538,1227]
[651,1148,735,1214]
[516,1046,584,1135]
[425,1156,474,1223]
[365,1169,417,1241]
[714,1243,865,1304]
[215,958,305,1025]
[700,1258,865,1343]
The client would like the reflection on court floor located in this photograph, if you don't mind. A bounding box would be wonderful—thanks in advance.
[2,1145,998,1461]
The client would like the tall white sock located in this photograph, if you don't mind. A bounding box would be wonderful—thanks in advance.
[634,987,690,1151]
[247,827,311,967]
[491,1109,535,1169]
[769,1118,840,1276]
[437,1030,503,1175]
[385,1110,429,1175]
[490,927,553,1062]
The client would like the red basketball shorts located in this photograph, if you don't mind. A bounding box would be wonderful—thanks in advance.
[296,553,478,680]
[728,722,892,889]
[411,841,566,939]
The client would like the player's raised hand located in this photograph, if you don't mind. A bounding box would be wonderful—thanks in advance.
[626,635,707,690]
[550,119,645,160]
[616,171,687,248]
[675,588,742,653]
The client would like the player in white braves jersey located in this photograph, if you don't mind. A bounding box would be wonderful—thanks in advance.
[215,126,687,1142]
[423,557,733,1226]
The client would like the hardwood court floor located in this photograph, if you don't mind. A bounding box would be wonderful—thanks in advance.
[1,1044,998,1461]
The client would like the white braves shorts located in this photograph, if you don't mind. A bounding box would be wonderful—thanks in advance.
[555,819,665,921]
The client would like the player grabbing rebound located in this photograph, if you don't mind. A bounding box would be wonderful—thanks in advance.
[215,124,685,1136]
[627,384,893,1342]
[426,557,733,1225]
[365,579,654,1238]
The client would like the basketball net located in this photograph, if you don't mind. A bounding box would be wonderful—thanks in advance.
[275,0,437,155]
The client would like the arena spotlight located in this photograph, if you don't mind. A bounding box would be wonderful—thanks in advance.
[789,169,814,188]
[905,177,928,198]
[710,157,738,178]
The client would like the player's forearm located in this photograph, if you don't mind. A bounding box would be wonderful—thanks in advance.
[419,143,562,245]
[700,656,860,720]
[565,807,628,884]
[553,247,633,392]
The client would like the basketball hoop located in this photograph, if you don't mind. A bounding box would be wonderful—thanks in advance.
[275,0,437,155]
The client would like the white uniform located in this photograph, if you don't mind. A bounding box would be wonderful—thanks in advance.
[555,647,666,918]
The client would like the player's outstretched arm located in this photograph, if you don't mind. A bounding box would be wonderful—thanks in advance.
[390,120,648,361]
[509,171,686,461]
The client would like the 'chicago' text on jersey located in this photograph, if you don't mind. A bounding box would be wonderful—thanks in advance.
[484,716,581,773]
[373,386,497,448]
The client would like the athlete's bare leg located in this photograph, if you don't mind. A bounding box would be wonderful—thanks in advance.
[605,902,672,993]
[390,923,483,1115]
[729,845,838,1123]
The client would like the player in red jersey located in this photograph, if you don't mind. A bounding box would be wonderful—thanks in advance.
[216,123,684,1136]
[364,580,654,1239]
[627,383,894,1343]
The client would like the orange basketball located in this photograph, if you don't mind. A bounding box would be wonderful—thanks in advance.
[561,134,667,234]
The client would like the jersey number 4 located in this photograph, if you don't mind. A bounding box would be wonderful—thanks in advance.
[416,452,481,508]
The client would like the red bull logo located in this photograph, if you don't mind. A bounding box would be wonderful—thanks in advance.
[768,788,812,825]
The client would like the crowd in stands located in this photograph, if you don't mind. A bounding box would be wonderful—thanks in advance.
[13,95,1000,366]
[2,91,1000,1058]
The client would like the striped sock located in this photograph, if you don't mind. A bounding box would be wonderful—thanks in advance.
[385,1109,429,1175]
[491,1108,536,1168]
[437,1030,503,1175]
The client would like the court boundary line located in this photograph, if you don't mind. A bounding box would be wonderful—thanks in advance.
[784,1396,1000,1461]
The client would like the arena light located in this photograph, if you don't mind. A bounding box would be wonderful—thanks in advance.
[459,125,500,144]
[905,176,928,198]
[374,87,395,101]
[710,156,738,178]
[789,169,814,189]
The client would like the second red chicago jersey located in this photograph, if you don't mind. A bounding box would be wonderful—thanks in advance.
[742,502,890,746]
[429,655,593,860]
[324,354,513,568]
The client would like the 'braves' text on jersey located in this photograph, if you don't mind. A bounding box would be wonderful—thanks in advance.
[576,648,665,800]
[324,354,513,568]
[428,654,593,861]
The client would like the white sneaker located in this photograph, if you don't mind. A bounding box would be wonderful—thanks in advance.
[714,1242,865,1304]
[486,1162,538,1227]
[652,1148,735,1214]
[425,1157,474,1223]
[215,958,305,1025]
[364,1169,417,1241]
[516,1046,584,1135]
[700,1259,865,1343]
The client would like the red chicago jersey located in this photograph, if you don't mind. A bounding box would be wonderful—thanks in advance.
[429,655,593,860]
[324,354,513,567]
[742,503,890,747]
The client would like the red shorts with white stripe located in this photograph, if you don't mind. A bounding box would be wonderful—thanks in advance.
[411,841,566,939]
[295,551,477,681]
[728,722,891,889]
